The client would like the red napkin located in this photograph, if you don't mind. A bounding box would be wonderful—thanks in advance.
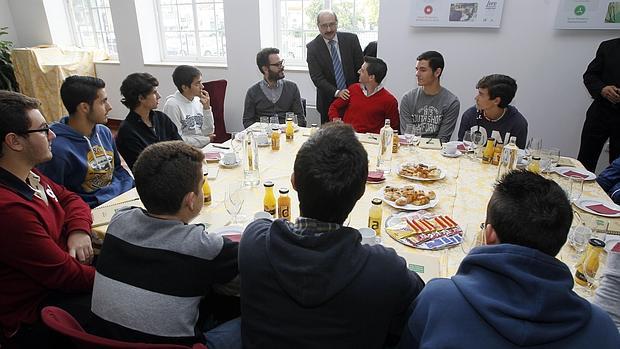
[457,143,468,152]
[204,152,221,161]
[221,233,242,242]
[563,170,588,179]
[586,204,620,215]
[367,170,385,182]
[612,242,620,253]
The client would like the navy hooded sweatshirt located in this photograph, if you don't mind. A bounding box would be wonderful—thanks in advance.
[239,219,425,349]
[398,244,620,349]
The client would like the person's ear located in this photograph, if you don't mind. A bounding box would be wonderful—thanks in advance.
[485,223,500,245]
[434,67,442,78]
[493,97,502,106]
[184,191,196,212]
[3,133,25,152]
[77,101,90,115]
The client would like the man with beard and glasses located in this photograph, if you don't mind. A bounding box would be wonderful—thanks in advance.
[243,47,306,128]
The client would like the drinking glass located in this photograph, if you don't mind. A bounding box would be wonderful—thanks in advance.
[269,116,279,130]
[591,219,609,242]
[569,177,584,203]
[404,124,421,153]
[471,131,485,160]
[225,184,245,224]
[526,137,542,157]
[460,222,486,254]
[462,131,474,160]
[285,112,298,126]
[540,147,560,172]
[230,132,242,160]
[259,116,270,133]
[569,225,591,262]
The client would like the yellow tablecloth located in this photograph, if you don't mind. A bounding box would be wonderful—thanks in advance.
[93,126,620,288]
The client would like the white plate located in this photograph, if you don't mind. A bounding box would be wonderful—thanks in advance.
[440,150,463,158]
[397,163,446,181]
[574,198,620,218]
[219,159,240,168]
[375,185,439,211]
[554,166,596,181]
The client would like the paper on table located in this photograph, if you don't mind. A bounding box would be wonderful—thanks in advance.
[92,196,143,227]
[396,249,441,283]
[418,138,442,150]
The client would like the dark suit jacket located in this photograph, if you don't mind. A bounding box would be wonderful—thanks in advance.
[306,32,363,123]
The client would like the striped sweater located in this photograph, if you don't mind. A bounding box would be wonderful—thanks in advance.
[89,207,239,345]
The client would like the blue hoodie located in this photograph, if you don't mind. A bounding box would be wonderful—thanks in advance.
[398,244,620,349]
[38,116,134,208]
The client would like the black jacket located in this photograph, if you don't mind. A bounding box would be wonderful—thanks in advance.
[583,38,620,110]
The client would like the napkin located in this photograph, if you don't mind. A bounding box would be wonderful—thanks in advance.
[563,170,588,179]
[367,170,385,182]
[204,152,221,161]
[586,204,620,215]
[457,143,468,152]
[221,233,242,242]
[419,138,442,150]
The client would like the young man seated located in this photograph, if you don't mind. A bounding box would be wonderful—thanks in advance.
[240,123,424,349]
[398,171,620,348]
[457,74,528,148]
[89,141,240,349]
[243,47,306,129]
[38,76,134,208]
[116,72,181,170]
[596,156,620,204]
[163,65,215,148]
[328,56,399,134]
[0,91,95,348]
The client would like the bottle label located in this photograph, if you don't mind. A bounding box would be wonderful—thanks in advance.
[278,205,290,220]
[204,194,211,205]
[368,218,381,235]
[265,205,276,216]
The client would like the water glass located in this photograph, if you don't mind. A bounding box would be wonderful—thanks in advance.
[259,116,270,133]
[526,137,542,157]
[591,219,609,242]
[269,116,279,130]
[462,131,474,159]
[404,124,421,152]
[540,148,560,171]
[569,177,584,203]
[569,225,592,262]
[225,184,245,224]
[471,130,485,160]
[461,222,486,254]
[285,112,298,125]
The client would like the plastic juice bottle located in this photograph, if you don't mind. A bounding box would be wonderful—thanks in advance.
[286,117,294,141]
[271,127,280,150]
[202,176,211,206]
[263,181,276,217]
[491,141,503,165]
[310,123,319,136]
[368,198,383,237]
[574,238,606,287]
[528,156,541,174]
[482,138,496,164]
[278,188,291,221]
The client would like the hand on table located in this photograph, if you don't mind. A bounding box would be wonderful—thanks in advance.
[67,230,94,265]
[601,85,620,104]
[200,89,211,109]
[337,88,350,100]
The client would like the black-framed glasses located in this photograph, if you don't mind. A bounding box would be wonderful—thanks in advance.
[21,125,51,136]
[269,60,284,67]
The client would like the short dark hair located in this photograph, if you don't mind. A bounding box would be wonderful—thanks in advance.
[172,65,201,93]
[0,91,40,158]
[416,51,445,77]
[293,123,368,224]
[60,75,106,115]
[488,170,572,256]
[256,47,279,74]
[364,56,388,84]
[476,74,517,108]
[133,141,205,215]
[120,72,159,110]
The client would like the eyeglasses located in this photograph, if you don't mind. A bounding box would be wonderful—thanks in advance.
[319,22,338,29]
[21,125,51,136]
[269,60,285,67]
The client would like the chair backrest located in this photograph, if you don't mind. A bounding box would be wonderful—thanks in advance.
[202,80,229,143]
[41,306,207,349]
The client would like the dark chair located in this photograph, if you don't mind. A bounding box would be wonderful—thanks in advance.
[203,80,229,143]
[41,306,207,349]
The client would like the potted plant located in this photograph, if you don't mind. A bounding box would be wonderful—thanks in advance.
[0,27,19,91]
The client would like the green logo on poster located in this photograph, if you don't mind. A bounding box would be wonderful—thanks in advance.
[574,5,586,16]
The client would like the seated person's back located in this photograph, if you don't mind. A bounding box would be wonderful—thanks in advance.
[116,72,181,170]
[457,74,528,148]
[596,156,620,204]
[89,141,240,348]
[38,76,134,208]
[328,56,399,134]
[398,171,620,349]
[240,124,424,349]
[243,47,306,129]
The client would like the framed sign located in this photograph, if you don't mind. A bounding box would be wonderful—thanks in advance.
[555,0,620,29]
[410,0,505,28]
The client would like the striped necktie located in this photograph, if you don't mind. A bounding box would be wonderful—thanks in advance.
[329,40,347,90]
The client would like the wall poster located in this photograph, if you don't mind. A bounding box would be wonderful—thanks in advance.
[555,0,620,29]
[410,0,505,28]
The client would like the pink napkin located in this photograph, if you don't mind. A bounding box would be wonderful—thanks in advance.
[586,204,620,215]
[398,135,409,145]
[612,243,620,253]
[563,170,588,179]
[367,170,385,182]
[457,143,468,152]
[221,233,242,242]
[204,152,221,161]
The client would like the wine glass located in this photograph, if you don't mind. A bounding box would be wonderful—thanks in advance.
[568,225,591,263]
[471,131,485,161]
[462,131,474,160]
[540,147,560,172]
[526,137,542,157]
[229,132,242,161]
[460,222,486,254]
[405,124,421,153]
[225,184,245,224]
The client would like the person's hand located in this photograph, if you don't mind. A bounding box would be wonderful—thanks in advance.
[337,88,350,100]
[209,133,216,142]
[200,89,211,109]
[67,230,93,265]
[601,85,620,104]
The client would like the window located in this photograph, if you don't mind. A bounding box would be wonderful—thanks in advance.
[65,0,118,59]
[274,0,379,66]
[155,0,226,63]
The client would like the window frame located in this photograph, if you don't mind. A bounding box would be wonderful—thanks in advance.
[64,0,118,59]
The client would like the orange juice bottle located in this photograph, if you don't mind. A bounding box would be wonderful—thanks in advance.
[278,188,291,220]
[574,238,606,287]
[263,181,276,217]
[286,117,294,141]
[202,176,211,206]
[368,198,383,237]
[271,127,280,150]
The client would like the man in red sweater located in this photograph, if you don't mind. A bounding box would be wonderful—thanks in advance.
[0,91,95,348]
[328,56,399,134]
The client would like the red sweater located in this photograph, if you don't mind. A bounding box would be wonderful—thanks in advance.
[328,83,400,134]
[0,168,94,337]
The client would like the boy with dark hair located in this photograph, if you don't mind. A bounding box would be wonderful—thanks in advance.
[163,65,215,147]
[457,74,528,148]
[399,171,620,349]
[243,47,305,128]
[116,72,181,169]
[399,50,460,142]
[328,55,399,133]
[240,123,424,349]
[0,91,94,348]
[38,75,134,208]
[90,141,240,349]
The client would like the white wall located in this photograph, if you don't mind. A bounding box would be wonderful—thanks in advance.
[0,0,19,46]
[7,0,52,46]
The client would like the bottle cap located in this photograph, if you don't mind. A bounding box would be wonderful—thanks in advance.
[588,238,606,248]
[532,156,541,160]
[279,188,289,194]
[272,126,279,131]
[263,181,274,187]
[311,123,318,127]
[372,198,382,205]
[286,117,293,121]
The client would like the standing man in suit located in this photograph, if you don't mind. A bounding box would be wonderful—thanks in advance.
[306,9,364,124]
